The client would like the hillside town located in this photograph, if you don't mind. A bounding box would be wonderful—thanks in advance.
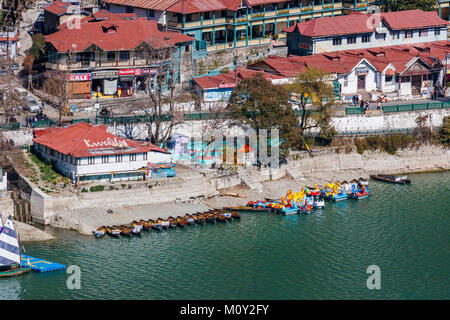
[0,0,449,301]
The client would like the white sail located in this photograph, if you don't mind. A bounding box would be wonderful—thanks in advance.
[0,215,21,266]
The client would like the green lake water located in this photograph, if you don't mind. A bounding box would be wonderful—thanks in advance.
[1,172,449,300]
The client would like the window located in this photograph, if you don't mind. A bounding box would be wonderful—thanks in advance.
[362,35,371,43]
[125,6,134,13]
[347,36,356,44]
[88,156,95,165]
[186,14,192,22]
[332,37,342,46]
[115,154,123,162]
[119,51,129,61]
[343,76,348,87]
[77,158,81,165]
[185,45,190,52]
[101,155,108,163]
[405,30,413,38]
[419,29,428,37]
[147,10,155,18]
[143,153,148,161]
[401,76,411,83]
[385,75,393,82]
[375,33,386,40]
[392,31,400,40]
[134,50,143,60]
[130,153,137,161]
[107,51,115,61]
[204,12,210,20]
[435,28,441,35]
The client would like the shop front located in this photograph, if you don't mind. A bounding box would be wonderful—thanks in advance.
[91,70,119,99]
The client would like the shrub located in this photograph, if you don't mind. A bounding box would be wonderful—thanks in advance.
[81,188,88,193]
[89,185,104,192]
[220,67,230,74]
[440,116,450,145]
[121,184,126,189]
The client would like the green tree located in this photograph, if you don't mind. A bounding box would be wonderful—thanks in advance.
[440,116,450,145]
[228,74,301,158]
[384,0,438,12]
[285,67,336,143]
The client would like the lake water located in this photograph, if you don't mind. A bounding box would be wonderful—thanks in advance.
[1,172,449,300]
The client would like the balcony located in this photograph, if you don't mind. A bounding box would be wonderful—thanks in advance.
[46,58,151,71]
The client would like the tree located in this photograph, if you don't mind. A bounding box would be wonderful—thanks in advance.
[228,73,301,158]
[23,33,45,90]
[127,44,186,145]
[383,0,438,12]
[285,67,336,143]
[42,77,66,126]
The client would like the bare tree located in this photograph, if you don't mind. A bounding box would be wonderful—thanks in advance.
[127,44,186,145]
[42,76,67,126]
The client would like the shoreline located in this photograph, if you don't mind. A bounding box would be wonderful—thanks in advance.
[20,145,449,238]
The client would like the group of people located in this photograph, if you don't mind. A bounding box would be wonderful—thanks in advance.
[26,110,49,128]
[351,95,384,112]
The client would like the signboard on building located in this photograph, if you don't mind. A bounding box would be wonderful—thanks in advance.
[91,70,119,79]
[68,73,91,81]
[119,69,135,76]
[135,68,157,75]
[218,83,236,88]
[355,67,369,75]
[298,43,311,50]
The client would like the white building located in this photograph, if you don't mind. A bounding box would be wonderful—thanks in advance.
[0,169,7,197]
[284,10,449,56]
[32,122,171,183]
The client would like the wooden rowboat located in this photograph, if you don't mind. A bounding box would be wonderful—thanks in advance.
[370,174,411,184]
[119,226,132,236]
[0,266,32,277]
[106,226,121,238]
[93,226,107,239]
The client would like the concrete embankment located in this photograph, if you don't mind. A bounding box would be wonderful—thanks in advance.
[43,145,449,236]
[15,221,55,242]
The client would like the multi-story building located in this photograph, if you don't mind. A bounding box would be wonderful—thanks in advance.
[283,10,449,55]
[32,122,171,182]
[0,28,19,60]
[42,0,90,35]
[44,10,193,98]
[101,0,376,55]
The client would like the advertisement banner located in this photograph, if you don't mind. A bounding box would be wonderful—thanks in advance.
[91,70,119,79]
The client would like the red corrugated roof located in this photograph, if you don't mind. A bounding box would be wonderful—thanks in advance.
[102,0,180,11]
[33,122,169,157]
[45,15,193,52]
[193,67,284,89]
[43,1,89,16]
[247,41,450,77]
[167,0,227,14]
[283,10,449,37]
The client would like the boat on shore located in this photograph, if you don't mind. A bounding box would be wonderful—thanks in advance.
[0,215,32,277]
[93,226,107,239]
[106,226,121,238]
[370,174,411,184]
[119,225,133,237]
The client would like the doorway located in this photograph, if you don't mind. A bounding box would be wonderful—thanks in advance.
[357,75,366,90]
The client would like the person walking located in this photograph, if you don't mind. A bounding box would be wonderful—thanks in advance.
[377,100,381,111]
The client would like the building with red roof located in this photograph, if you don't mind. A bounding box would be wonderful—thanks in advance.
[100,0,376,55]
[42,0,90,35]
[192,66,285,102]
[32,122,171,182]
[283,10,449,55]
[44,9,193,99]
[249,41,450,101]
[0,28,19,60]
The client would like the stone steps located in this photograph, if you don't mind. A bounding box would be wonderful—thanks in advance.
[238,168,263,192]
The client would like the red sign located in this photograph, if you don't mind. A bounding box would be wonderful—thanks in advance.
[119,69,136,75]
[68,73,91,81]
[298,43,311,50]
[218,83,236,88]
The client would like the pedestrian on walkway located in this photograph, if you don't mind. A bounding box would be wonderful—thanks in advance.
[377,100,381,111]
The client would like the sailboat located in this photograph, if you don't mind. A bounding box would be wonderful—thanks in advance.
[0,215,32,277]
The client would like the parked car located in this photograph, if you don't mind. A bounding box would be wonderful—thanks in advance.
[23,96,41,113]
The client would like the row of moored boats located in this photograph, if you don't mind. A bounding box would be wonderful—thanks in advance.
[93,210,241,238]
[246,178,370,215]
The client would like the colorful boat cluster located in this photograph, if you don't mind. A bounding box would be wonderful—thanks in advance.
[247,178,370,215]
[93,211,241,239]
